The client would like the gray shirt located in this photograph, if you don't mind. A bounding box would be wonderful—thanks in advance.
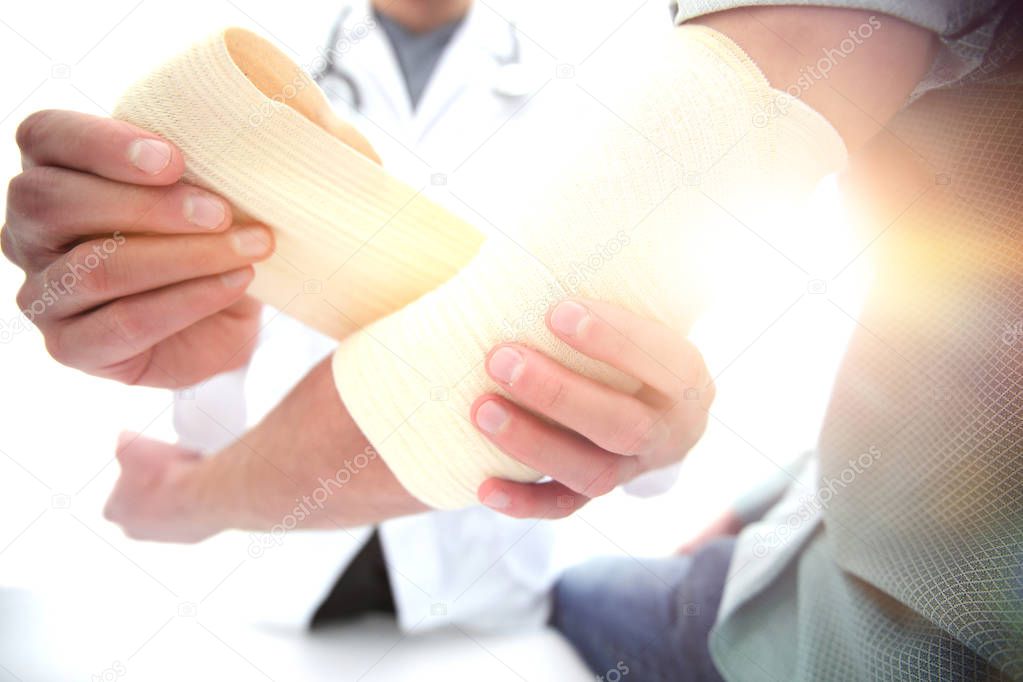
[374,9,464,110]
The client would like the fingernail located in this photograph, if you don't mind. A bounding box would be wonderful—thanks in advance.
[483,490,510,509]
[128,138,172,174]
[550,300,590,337]
[488,347,524,385]
[184,193,226,229]
[232,226,272,258]
[221,267,252,288]
[475,400,509,435]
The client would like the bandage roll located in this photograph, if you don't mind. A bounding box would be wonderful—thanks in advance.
[114,28,484,341]
[332,25,847,508]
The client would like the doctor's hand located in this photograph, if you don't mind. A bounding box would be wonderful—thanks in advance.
[472,299,714,519]
[3,110,271,388]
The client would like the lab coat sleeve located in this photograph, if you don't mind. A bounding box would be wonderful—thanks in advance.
[622,462,683,498]
[379,508,555,633]
[172,365,249,454]
[179,311,556,632]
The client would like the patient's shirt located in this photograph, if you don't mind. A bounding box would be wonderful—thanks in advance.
[672,1,1023,679]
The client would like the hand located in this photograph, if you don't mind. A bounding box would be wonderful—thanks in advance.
[104,358,426,543]
[472,298,714,518]
[103,433,218,543]
[3,110,273,387]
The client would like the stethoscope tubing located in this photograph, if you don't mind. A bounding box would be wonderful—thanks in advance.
[312,4,524,112]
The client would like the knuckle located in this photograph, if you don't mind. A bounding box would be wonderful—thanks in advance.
[588,320,631,360]
[7,167,57,221]
[606,409,660,455]
[43,325,72,366]
[532,372,566,412]
[14,280,41,315]
[61,241,111,296]
[104,299,147,343]
[15,110,56,152]
[605,326,633,359]
[1,223,21,264]
[585,463,621,497]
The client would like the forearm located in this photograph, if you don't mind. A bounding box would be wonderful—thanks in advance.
[691,7,938,150]
[332,9,938,510]
[334,23,851,508]
[189,356,426,531]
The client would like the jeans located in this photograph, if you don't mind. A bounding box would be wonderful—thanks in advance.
[551,538,736,682]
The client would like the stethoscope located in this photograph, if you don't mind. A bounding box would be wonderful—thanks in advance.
[311,6,536,112]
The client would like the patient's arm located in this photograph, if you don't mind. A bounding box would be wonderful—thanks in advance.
[105,298,713,539]
[330,9,938,509]
[104,357,426,542]
[106,8,938,534]
[691,6,936,151]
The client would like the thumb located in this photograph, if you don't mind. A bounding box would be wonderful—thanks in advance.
[114,431,199,477]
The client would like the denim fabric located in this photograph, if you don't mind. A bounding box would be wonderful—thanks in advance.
[552,538,735,682]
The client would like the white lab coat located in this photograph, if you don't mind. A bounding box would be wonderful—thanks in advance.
[173,1,678,633]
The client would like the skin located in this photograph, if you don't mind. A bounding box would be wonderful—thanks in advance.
[374,0,472,34]
[4,7,938,541]
[106,364,424,541]
[675,508,744,555]
[104,299,713,540]
[4,113,268,387]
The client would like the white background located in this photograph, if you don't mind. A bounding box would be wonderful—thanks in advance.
[0,1,873,679]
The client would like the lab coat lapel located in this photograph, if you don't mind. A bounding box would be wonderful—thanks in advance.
[412,4,509,143]
[342,1,414,127]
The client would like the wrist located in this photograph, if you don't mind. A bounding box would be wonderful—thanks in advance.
[184,445,267,533]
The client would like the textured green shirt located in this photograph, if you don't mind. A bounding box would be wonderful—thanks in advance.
[671,2,1023,679]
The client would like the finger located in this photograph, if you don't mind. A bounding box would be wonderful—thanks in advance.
[115,431,202,469]
[486,344,670,456]
[472,395,639,496]
[546,298,711,399]
[44,267,255,376]
[22,224,273,319]
[6,167,231,258]
[478,478,589,519]
[17,110,184,184]
[675,509,743,555]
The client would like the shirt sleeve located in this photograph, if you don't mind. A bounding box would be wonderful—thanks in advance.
[670,0,1021,97]
[172,365,249,453]
[622,462,682,497]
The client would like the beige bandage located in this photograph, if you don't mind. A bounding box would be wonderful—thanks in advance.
[114,28,483,341]
[331,25,846,508]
